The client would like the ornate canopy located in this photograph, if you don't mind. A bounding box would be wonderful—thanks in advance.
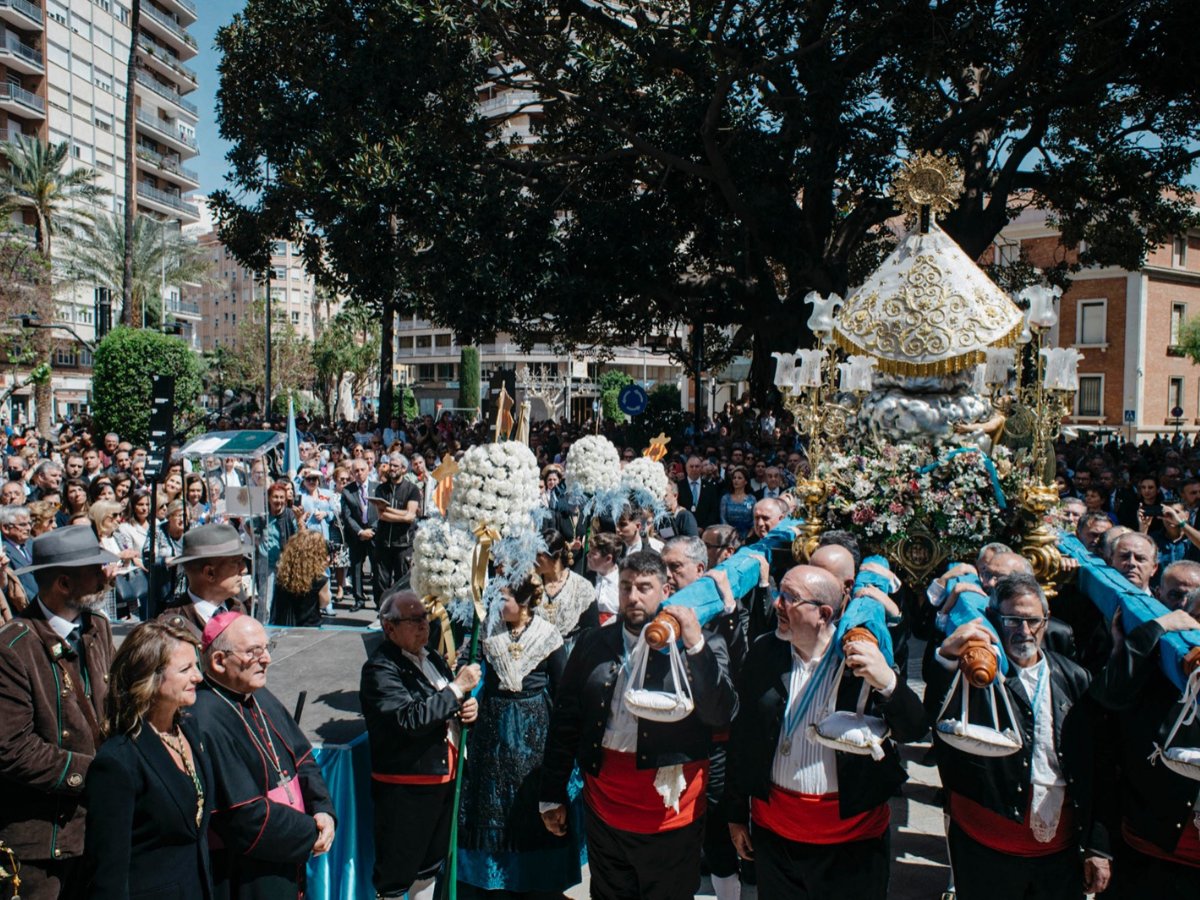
[831,224,1023,376]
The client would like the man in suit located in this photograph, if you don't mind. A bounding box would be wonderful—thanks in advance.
[0,526,117,899]
[539,551,736,900]
[678,456,721,529]
[926,573,1111,899]
[0,504,37,601]
[341,458,380,611]
[755,467,786,500]
[157,523,251,641]
[727,565,925,899]
[360,590,481,900]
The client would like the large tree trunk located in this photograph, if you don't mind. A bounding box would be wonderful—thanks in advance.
[378,302,395,421]
[121,1,141,326]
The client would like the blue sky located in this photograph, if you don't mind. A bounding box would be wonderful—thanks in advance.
[192,0,245,196]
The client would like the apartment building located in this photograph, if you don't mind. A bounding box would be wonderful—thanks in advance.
[990,205,1200,439]
[1,0,201,423]
[189,230,338,351]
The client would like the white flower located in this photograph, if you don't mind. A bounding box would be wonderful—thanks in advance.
[566,436,621,494]
[411,520,475,603]
[448,441,541,536]
[620,457,670,503]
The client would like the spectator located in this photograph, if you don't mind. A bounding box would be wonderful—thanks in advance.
[271,529,333,627]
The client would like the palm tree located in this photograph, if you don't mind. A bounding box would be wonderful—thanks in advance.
[68,213,210,327]
[0,134,109,435]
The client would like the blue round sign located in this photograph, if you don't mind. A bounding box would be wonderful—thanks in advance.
[618,383,649,416]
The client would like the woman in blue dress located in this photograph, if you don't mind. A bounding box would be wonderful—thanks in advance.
[457,574,585,895]
[719,465,756,539]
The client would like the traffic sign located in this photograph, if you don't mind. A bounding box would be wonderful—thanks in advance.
[1123,410,1136,423]
[618,383,649,416]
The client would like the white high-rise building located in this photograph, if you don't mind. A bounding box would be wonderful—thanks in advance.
[2,0,201,423]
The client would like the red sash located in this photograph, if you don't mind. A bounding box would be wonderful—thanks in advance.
[1123,819,1200,869]
[371,742,457,786]
[950,791,1075,857]
[751,785,889,845]
[583,749,707,834]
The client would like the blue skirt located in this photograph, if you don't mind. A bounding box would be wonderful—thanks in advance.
[457,688,586,892]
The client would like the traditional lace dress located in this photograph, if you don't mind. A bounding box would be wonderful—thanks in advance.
[535,569,597,657]
[457,615,586,892]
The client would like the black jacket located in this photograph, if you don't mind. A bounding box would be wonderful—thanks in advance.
[84,717,214,900]
[359,641,462,777]
[727,633,926,823]
[539,622,736,805]
[925,647,1108,855]
[676,478,721,529]
[339,482,379,545]
[1090,619,1200,854]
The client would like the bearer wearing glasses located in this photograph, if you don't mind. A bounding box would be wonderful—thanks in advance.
[192,611,336,899]
[359,590,481,900]
[926,573,1110,899]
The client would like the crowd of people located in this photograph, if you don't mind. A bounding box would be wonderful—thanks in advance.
[1,406,1199,899]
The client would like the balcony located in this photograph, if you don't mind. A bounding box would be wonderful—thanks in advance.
[157,0,197,26]
[137,181,200,221]
[137,38,198,88]
[165,297,201,319]
[0,82,44,119]
[136,145,200,188]
[0,0,43,31]
[0,28,43,75]
[135,107,199,156]
[135,70,198,118]
[138,3,198,60]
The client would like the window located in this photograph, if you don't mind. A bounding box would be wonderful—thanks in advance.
[1169,378,1185,416]
[416,334,433,349]
[1171,303,1187,346]
[398,336,414,350]
[435,333,452,348]
[1077,300,1106,345]
[417,364,436,381]
[1173,236,1188,269]
[290,311,300,325]
[1076,376,1103,417]
[437,363,456,381]
[271,241,288,256]
[995,241,1020,267]
[95,115,113,133]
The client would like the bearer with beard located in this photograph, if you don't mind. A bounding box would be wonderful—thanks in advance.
[926,573,1111,899]
[539,551,737,900]
[0,527,118,899]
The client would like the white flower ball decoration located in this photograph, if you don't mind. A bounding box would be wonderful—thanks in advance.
[620,456,670,503]
[565,435,621,495]
[410,519,476,603]
[447,441,541,536]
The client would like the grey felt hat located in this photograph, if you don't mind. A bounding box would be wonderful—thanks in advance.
[166,523,253,567]
[12,525,119,575]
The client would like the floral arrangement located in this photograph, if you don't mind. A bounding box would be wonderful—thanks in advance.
[818,442,1020,563]
[447,441,541,537]
[565,435,622,496]
[620,456,670,504]
[410,519,476,604]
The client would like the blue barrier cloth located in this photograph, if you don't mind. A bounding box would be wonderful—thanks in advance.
[1060,534,1200,694]
[835,556,897,665]
[939,572,1009,677]
[655,518,804,627]
[307,732,376,900]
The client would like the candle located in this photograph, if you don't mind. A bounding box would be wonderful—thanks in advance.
[838,355,877,392]
[984,348,1015,386]
[1039,347,1083,391]
[793,349,826,388]
[772,351,796,390]
[1019,285,1061,330]
[805,291,844,336]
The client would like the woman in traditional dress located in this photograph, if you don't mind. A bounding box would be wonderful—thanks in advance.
[457,574,584,895]
[533,529,598,656]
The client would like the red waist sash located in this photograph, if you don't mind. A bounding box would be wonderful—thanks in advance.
[1123,819,1200,869]
[950,791,1075,857]
[371,742,457,786]
[751,785,889,845]
[583,749,708,834]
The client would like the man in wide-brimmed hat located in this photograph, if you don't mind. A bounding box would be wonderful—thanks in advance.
[0,526,118,898]
[157,522,251,640]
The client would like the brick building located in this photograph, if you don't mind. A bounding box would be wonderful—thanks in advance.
[991,206,1200,439]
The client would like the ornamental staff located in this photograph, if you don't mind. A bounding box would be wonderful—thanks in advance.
[0,526,118,900]
[926,574,1111,899]
[539,551,737,900]
[726,565,925,899]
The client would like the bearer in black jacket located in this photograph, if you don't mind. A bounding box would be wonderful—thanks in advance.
[539,550,736,900]
[359,590,481,900]
[926,573,1111,900]
[726,565,926,900]
[1090,600,1200,897]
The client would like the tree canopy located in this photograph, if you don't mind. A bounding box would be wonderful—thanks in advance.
[214,0,1200,400]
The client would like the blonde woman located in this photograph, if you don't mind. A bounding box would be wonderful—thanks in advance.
[90,500,139,619]
[271,529,332,627]
[26,499,59,536]
[84,621,213,898]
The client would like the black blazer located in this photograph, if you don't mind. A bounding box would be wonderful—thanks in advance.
[727,633,926,823]
[539,621,737,806]
[359,641,462,777]
[924,647,1108,855]
[1090,619,1199,853]
[340,483,380,543]
[84,716,214,900]
[676,478,721,529]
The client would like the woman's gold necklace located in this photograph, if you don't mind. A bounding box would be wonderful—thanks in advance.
[156,724,204,827]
